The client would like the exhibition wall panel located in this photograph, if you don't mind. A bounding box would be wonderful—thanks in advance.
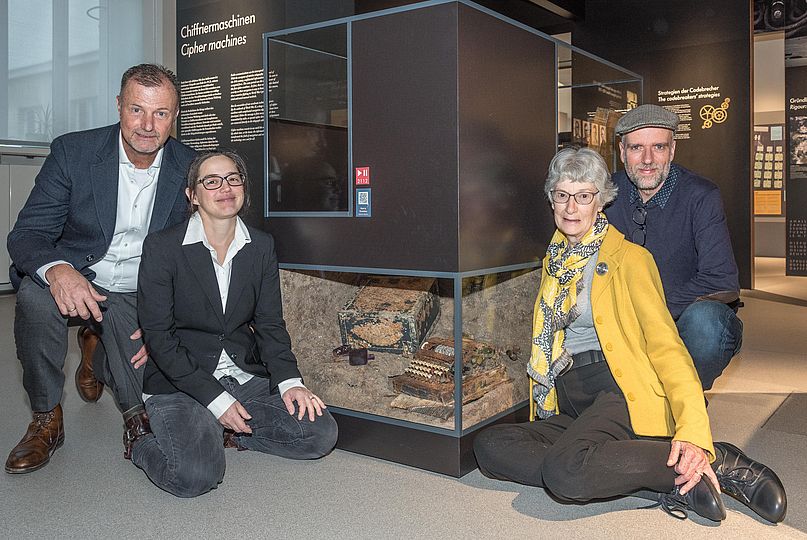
[574,0,753,289]
[785,64,807,275]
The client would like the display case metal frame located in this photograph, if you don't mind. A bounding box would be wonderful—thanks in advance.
[263,0,642,477]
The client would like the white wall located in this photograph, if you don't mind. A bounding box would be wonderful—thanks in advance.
[754,32,785,125]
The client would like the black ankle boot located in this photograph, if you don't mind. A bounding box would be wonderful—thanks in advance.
[658,479,726,522]
[713,442,787,523]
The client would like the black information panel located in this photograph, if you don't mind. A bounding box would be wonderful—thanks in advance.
[785,65,807,275]
[176,1,272,222]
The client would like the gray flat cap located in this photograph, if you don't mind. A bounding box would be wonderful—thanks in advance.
[615,104,679,136]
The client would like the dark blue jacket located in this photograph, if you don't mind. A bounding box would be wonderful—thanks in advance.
[605,165,739,319]
[7,123,197,289]
[138,219,302,404]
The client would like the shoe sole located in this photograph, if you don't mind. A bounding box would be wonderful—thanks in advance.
[4,436,65,474]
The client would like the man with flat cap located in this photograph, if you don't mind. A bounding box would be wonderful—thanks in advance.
[605,104,788,525]
[606,103,742,392]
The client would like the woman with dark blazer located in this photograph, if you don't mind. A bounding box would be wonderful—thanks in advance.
[129,149,337,497]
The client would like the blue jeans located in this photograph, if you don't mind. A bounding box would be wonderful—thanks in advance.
[131,376,338,497]
[675,300,743,390]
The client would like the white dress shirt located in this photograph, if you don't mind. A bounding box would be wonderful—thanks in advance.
[38,134,163,292]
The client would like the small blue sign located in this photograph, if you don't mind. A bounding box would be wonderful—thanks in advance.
[356,188,371,217]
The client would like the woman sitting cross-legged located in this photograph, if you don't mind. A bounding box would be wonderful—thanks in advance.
[127,149,338,497]
[473,147,786,524]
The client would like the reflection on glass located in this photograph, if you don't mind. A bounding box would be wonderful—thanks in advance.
[460,270,537,430]
[267,25,349,213]
[556,45,642,172]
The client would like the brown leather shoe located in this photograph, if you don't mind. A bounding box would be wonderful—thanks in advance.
[223,430,248,451]
[76,326,104,402]
[123,407,151,460]
[5,405,65,474]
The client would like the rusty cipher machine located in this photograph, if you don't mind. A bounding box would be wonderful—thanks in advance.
[391,337,510,407]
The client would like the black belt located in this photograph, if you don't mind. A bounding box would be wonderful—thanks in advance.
[571,350,606,369]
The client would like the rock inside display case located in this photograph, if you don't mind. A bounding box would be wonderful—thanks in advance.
[262,1,641,476]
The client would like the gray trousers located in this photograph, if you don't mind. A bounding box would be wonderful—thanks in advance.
[14,276,145,412]
[131,376,339,497]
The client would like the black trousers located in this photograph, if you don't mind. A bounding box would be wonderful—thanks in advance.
[473,360,677,502]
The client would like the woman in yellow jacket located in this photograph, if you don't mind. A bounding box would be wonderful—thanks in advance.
[474,147,785,524]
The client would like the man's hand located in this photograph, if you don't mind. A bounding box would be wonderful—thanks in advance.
[218,400,253,434]
[46,264,107,321]
[282,386,326,421]
[668,440,720,495]
[129,328,149,369]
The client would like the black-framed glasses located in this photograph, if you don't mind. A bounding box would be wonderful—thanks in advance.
[198,173,245,190]
[550,190,600,205]
[632,206,647,246]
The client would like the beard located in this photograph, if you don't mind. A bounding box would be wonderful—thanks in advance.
[625,160,671,194]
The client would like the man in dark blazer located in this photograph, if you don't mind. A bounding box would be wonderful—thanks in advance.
[5,64,197,474]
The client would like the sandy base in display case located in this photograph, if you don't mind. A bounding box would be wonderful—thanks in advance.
[280,268,539,430]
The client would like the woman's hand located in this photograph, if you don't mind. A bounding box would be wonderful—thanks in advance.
[282,386,326,421]
[668,439,720,495]
[128,328,149,369]
[218,400,253,434]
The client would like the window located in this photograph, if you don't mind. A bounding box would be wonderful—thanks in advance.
[3,0,151,143]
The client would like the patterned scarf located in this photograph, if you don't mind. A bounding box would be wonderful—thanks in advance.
[528,212,608,420]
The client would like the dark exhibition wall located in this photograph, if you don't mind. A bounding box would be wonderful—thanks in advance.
[175,0,754,281]
[573,0,753,289]
[176,0,556,272]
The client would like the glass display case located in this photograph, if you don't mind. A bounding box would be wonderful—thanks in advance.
[558,44,643,171]
[266,25,349,214]
[263,1,641,476]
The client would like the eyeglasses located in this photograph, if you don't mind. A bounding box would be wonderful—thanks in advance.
[550,190,599,205]
[632,206,647,246]
[197,173,245,190]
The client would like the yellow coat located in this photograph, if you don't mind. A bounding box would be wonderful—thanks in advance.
[542,225,715,459]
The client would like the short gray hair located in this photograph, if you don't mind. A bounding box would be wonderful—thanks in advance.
[544,147,617,206]
[120,63,180,104]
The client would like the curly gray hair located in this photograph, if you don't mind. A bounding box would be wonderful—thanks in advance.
[544,147,617,206]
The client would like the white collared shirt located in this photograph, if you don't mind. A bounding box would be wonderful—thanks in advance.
[179,212,303,418]
[38,134,163,292]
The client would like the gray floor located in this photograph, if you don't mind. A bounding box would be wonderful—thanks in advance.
[1,259,806,539]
